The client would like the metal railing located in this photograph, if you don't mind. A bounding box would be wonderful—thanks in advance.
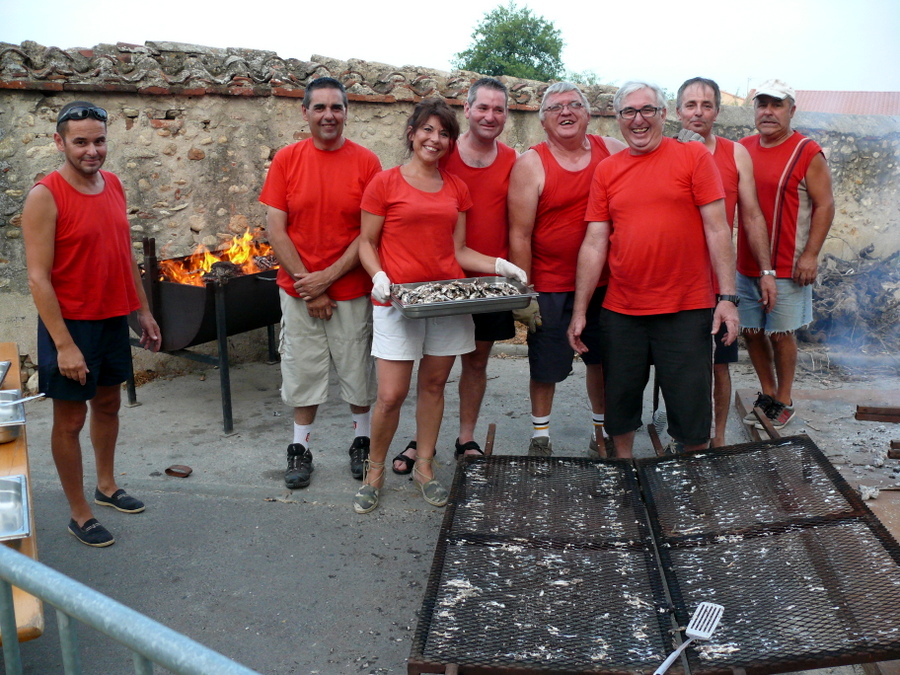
[0,544,261,675]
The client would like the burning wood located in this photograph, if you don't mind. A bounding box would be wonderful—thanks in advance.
[157,229,278,286]
[802,245,900,353]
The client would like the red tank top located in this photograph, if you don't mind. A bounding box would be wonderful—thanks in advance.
[37,170,140,320]
[713,136,739,228]
[531,135,612,292]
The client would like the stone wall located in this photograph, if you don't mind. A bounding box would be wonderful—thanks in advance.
[1,40,898,371]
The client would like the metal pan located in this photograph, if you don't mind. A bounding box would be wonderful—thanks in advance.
[390,277,538,319]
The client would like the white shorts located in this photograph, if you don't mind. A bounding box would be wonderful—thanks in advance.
[372,305,475,360]
[279,291,376,408]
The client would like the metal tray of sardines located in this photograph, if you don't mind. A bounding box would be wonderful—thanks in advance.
[390,277,537,319]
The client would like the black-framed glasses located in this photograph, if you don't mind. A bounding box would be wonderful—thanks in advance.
[617,106,662,120]
[57,106,109,125]
[544,101,585,114]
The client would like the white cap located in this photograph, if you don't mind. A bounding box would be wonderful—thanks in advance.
[753,79,796,101]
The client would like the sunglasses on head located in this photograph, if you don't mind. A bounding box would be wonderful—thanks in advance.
[57,106,109,125]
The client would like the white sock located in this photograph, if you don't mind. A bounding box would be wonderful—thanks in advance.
[293,423,312,447]
[531,415,550,439]
[592,412,608,439]
[352,412,371,439]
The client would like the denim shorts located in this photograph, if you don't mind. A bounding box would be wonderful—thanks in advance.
[737,273,812,333]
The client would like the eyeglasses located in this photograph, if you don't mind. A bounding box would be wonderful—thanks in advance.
[57,106,109,125]
[544,101,586,114]
[617,106,662,120]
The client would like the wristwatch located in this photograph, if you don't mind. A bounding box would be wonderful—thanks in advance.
[760,270,777,277]
[716,294,741,306]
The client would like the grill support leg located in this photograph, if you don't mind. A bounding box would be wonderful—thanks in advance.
[214,283,234,435]
[266,324,279,364]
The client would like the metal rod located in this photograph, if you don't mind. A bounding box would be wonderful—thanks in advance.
[0,546,259,674]
[133,652,154,675]
[57,609,83,675]
[266,324,278,364]
[0,579,23,675]
[214,282,233,434]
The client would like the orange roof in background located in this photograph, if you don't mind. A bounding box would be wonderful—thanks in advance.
[747,90,900,116]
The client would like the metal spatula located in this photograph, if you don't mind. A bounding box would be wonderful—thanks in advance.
[654,602,724,675]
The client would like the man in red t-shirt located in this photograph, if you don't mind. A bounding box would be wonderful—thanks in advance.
[737,80,835,432]
[509,82,626,458]
[22,100,161,547]
[569,81,739,458]
[259,78,382,489]
[675,77,777,447]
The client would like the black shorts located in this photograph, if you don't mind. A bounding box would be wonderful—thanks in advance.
[713,323,738,364]
[38,316,132,401]
[473,310,515,343]
[600,308,712,445]
[527,288,605,383]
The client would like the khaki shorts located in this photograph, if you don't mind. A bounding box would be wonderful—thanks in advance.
[279,291,376,408]
[372,305,475,360]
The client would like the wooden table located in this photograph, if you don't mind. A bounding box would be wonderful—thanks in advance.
[0,342,44,644]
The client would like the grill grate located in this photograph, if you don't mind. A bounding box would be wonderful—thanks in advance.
[409,437,900,674]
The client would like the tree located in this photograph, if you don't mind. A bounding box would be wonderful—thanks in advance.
[453,2,564,82]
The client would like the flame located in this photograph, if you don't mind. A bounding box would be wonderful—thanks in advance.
[158,228,277,286]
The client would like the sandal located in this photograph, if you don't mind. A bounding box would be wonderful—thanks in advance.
[454,438,485,464]
[353,460,385,514]
[392,441,418,475]
[412,456,449,507]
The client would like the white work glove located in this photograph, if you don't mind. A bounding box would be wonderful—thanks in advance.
[371,271,392,303]
[495,258,527,285]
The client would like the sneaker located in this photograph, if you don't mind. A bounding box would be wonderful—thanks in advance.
[755,400,796,430]
[587,436,616,459]
[528,436,553,457]
[68,518,115,548]
[349,437,370,480]
[94,488,145,514]
[285,443,313,489]
[743,392,775,425]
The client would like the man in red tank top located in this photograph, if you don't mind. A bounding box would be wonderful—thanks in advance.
[675,77,777,447]
[22,101,161,547]
[737,80,835,432]
[509,82,626,457]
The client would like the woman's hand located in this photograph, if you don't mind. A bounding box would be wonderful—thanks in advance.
[495,258,527,285]
[372,271,392,303]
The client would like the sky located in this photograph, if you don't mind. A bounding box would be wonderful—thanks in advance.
[3,0,899,97]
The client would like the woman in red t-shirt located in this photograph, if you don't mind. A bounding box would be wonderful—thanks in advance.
[355,98,525,514]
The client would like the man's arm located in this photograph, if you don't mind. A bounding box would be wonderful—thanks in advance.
[734,143,777,311]
[507,150,543,280]
[603,137,628,155]
[700,199,739,345]
[21,185,89,383]
[793,153,835,286]
[130,257,161,352]
[567,220,610,354]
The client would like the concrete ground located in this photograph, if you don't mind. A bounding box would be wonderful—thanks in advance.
[9,348,898,674]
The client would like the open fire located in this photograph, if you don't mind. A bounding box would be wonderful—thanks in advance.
[157,228,278,286]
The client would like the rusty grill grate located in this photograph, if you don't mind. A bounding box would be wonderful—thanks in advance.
[409,437,900,674]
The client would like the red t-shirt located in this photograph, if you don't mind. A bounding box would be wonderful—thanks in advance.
[531,135,612,292]
[440,142,516,274]
[586,137,725,315]
[361,167,473,305]
[738,132,823,278]
[259,138,381,300]
[37,170,140,320]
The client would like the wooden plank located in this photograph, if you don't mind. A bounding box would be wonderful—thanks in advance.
[863,659,900,675]
[0,342,45,644]
[483,423,496,458]
[646,422,664,457]
[856,405,900,423]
